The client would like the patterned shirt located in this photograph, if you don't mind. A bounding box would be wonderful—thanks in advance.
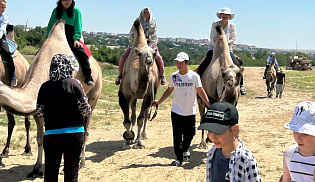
[206,139,261,182]
[0,13,8,38]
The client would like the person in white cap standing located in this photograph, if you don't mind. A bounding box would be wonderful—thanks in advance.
[151,52,210,167]
[196,7,246,95]
[283,101,315,182]
[263,52,279,79]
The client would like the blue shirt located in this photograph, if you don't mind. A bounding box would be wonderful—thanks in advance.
[0,13,8,38]
[210,148,230,182]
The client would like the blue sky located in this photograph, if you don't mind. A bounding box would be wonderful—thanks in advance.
[6,0,315,50]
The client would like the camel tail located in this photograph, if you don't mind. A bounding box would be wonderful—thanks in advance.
[134,19,141,37]
[215,25,222,35]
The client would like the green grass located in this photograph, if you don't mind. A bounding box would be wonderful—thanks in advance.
[284,68,315,99]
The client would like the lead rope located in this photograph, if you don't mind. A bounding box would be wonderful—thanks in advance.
[148,81,158,121]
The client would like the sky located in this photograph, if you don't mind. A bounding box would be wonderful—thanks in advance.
[5,0,315,50]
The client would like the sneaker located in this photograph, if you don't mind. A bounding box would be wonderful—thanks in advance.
[171,160,182,167]
[240,85,246,95]
[85,75,95,86]
[263,75,266,79]
[183,151,190,162]
[160,75,166,85]
[115,75,121,85]
[10,77,17,86]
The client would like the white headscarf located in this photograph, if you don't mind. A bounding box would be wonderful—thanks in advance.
[129,7,158,47]
[49,54,79,81]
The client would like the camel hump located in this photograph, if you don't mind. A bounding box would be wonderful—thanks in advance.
[215,25,222,35]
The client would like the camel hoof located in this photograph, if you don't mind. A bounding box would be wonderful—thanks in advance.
[125,140,135,145]
[197,141,208,149]
[132,143,145,149]
[141,134,148,140]
[22,151,33,156]
[27,170,44,178]
[123,131,135,141]
[1,149,9,158]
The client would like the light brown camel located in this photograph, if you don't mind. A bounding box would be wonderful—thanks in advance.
[197,25,244,149]
[266,60,276,98]
[118,19,160,149]
[0,24,31,160]
[0,20,102,177]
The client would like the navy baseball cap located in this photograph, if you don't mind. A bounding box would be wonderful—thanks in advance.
[197,102,238,134]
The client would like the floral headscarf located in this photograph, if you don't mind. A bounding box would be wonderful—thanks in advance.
[49,54,79,81]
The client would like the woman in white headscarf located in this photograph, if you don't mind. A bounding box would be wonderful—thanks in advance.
[115,7,165,85]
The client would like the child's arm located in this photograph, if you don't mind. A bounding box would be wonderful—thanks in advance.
[282,153,291,182]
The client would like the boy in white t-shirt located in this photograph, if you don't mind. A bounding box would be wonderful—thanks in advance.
[283,101,315,182]
[152,52,210,166]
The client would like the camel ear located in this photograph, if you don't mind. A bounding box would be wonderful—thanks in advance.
[134,48,141,56]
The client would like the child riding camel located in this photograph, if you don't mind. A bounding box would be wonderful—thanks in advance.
[0,0,17,86]
[116,7,166,85]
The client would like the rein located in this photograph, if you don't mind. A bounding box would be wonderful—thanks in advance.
[148,81,158,121]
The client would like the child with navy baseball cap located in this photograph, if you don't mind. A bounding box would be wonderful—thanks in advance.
[198,102,261,182]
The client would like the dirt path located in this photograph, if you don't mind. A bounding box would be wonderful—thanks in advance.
[0,67,313,182]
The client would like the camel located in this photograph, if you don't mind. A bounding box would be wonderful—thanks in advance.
[197,25,244,148]
[0,20,102,177]
[266,60,276,98]
[0,24,31,160]
[118,19,159,149]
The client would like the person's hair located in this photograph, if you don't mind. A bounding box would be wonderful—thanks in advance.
[0,0,6,4]
[56,0,75,19]
[184,60,189,64]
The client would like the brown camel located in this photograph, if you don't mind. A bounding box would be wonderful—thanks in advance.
[118,19,160,149]
[0,24,31,160]
[266,60,276,98]
[197,25,244,149]
[0,20,102,177]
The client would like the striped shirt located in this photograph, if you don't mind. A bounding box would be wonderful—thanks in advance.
[289,147,315,182]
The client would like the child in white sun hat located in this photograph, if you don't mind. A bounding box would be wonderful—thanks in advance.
[282,101,315,182]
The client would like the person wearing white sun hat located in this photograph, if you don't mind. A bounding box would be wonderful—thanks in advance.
[196,7,246,95]
[282,101,315,182]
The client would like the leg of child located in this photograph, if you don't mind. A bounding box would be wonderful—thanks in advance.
[116,47,131,85]
[151,45,165,85]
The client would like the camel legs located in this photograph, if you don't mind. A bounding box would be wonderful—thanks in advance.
[28,114,44,178]
[197,96,208,149]
[133,96,151,149]
[1,113,32,158]
[119,91,135,145]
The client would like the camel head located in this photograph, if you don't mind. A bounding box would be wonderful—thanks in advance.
[134,46,156,69]
[221,65,243,88]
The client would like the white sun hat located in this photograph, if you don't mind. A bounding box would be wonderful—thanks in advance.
[217,7,234,20]
[174,52,189,62]
[284,101,315,136]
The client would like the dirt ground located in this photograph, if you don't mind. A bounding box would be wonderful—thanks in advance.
[0,67,313,182]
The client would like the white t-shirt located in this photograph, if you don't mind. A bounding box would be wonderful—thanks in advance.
[168,70,202,116]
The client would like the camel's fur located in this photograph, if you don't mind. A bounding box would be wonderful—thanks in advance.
[0,25,31,161]
[118,19,159,149]
[266,60,276,98]
[0,20,102,177]
[197,25,243,149]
